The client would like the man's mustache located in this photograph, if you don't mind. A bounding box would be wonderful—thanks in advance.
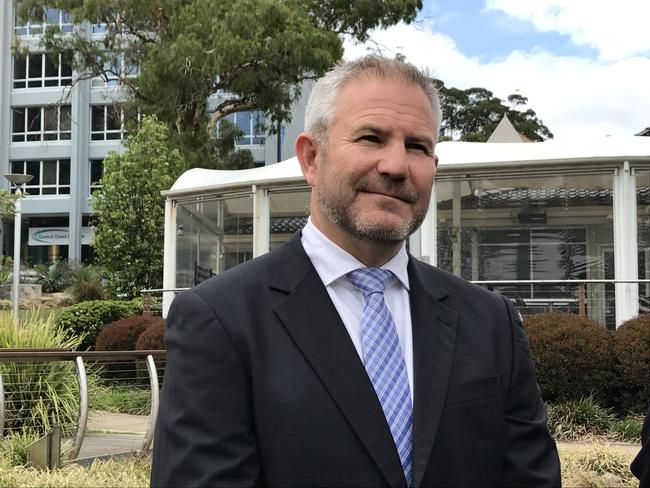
[356,178,418,204]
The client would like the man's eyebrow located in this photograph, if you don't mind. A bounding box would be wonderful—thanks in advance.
[352,124,390,136]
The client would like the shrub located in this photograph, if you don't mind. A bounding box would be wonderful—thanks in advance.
[66,265,108,303]
[95,315,164,383]
[546,397,615,441]
[0,429,39,467]
[89,384,151,415]
[135,318,165,350]
[523,312,615,404]
[0,310,83,437]
[95,315,161,352]
[610,416,643,442]
[35,261,74,292]
[560,443,636,487]
[613,314,650,412]
[55,300,142,351]
[0,255,13,285]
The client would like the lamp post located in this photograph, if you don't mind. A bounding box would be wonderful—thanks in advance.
[4,173,33,323]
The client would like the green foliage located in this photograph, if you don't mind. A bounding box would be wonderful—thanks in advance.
[613,314,650,412]
[437,83,553,141]
[91,116,184,298]
[609,416,643,443]
[547,397,615,441]
[55,300,141,351]
[135,318,165,350]
[0,457,152,486]
[0,429,39,467]
[35,260,73,292]
[16,0,420,169]
[523,312,615,405]
[0,189,17,218]
[0,310,83,437]
[66,265,107,303]
[89,385,151,416]
[0,256,13,285]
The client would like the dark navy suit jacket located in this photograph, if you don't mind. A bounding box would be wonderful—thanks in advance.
[151,232,560,487]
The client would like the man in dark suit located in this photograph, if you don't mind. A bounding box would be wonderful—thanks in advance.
[151,55,560,487]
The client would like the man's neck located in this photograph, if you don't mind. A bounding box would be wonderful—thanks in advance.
[310,214,403,268]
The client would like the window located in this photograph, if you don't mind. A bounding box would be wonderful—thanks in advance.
[91,105,137,141]
[222,111,266,146]
[13,53,72,89]
[12,105,71,142]
[10,159,71,196]
[90,159,104,193]
[15,8,72,36]
[91,55,139,87]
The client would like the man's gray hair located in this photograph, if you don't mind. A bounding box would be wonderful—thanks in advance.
[304,55,441,145]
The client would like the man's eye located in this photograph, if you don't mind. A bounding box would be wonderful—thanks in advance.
[406,143,431,155]
[358,135,381,143]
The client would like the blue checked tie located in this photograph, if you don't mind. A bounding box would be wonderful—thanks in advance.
[348,268,413,487]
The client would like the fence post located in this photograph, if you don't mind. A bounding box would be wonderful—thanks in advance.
[143,292,152,317]
[70,356,88,459]
[0,370,4,440]
[139,354,160,456]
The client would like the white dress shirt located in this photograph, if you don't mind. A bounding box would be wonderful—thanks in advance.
[300,218,414,400]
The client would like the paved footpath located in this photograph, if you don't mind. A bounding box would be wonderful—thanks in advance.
[75,411,642,461]
[75,411,150,460]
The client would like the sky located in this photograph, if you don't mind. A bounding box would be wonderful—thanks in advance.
[343,0,650,141]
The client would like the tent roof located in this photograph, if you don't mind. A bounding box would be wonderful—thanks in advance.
[165,136,650,197]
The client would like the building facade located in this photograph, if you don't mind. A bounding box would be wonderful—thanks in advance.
[0,3,305,265]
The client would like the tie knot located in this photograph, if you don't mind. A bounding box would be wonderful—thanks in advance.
[347,268,393,296]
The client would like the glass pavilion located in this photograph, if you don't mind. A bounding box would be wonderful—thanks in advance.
[162,137,650,328]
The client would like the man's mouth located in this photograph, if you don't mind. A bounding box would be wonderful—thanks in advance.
[359,189,417,204]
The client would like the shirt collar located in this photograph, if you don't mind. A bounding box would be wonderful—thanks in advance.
[301,217,410,291]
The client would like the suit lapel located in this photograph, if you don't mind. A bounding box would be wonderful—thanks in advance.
[408,258,458,488]
[270,234,407,487]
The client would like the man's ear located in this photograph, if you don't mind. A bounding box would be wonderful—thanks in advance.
[295,132,319,187]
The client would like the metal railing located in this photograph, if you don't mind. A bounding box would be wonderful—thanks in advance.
[471,279,649,328]
[0,349,165,461]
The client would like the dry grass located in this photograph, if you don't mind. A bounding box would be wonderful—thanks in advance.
[559,442,638,487]
[0,443,640,487]
[0,457,151,488]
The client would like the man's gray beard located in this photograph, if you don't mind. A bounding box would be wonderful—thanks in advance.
[315,187,426,244]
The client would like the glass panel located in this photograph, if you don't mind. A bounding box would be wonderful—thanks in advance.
[176,194,254,286]
[42,161,57,185]
[27,107,42,132]
[43,106,58,131]
[236,111,251,136]
[637,170,650,314]
[436,173,614,326]
[42,187,57,195]
[90,159,103,184]
[269,188,311,250]
[45,8,60,24]
[59,159,70,185]
[26,161,40,182]
[28,54,42,79]
[11,161,25,174]
[61,54,72,77]
[91,106,104,132]
[106,106,121,131]
[44,54,57,77]
[12,108,25,133]
[14,56,27,81]
[60,106,71,131]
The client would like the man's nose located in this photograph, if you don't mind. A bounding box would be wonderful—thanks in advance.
[376,141,409,180]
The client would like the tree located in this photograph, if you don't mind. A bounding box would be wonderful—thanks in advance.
[437,81,553,142]
[16,0,421,167]
[91,116,185,298]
